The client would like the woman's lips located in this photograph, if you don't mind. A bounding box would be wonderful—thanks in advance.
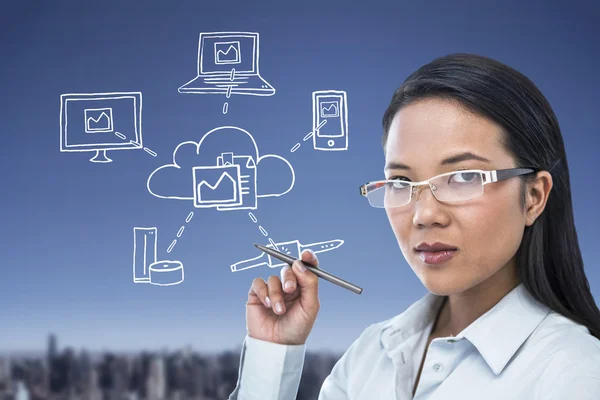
[416,250,457,265]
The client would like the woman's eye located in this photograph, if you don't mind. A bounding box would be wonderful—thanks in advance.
[388,176,410,181]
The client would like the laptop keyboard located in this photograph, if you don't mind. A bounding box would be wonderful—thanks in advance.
[203,76,249,85]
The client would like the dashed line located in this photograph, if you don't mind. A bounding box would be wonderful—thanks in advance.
[185,212,194,223]
[167,240,177,253]
[248,212,257,223]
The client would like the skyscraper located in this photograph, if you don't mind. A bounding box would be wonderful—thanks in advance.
[47,334,57,366]
[46,334,57,392]
[146,357,165,400]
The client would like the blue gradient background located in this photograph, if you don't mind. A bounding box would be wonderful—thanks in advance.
[1,0,598,353]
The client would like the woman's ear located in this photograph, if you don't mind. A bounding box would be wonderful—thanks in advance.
[525,171,553,226]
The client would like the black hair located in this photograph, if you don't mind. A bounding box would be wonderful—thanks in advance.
[382,53,600,340]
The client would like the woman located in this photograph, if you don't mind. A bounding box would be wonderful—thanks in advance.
[228,53,600,399]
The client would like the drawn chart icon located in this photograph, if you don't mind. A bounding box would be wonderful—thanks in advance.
[320,101,339,118]
[214,41,241,64]
[192,164,243,208]
[84,108,113,133]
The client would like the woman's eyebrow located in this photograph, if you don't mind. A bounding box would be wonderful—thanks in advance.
[384,151,492,171]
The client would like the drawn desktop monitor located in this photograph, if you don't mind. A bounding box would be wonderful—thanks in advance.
[60,92,143,163]
[178,32,275,96]
[312,90,348,151]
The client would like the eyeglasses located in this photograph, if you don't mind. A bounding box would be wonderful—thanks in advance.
[359,167,538,209]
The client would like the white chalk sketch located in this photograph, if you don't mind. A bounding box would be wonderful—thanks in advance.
[148,260,184,286]
[85,108,113,133]
[312,90,348,151]
[289,120,327,153]
[133,227,156,283]
[215,41,241,64]
[147,126,295,211]
[60,92,143,163]
[133,227,184,286]
[230,239,344,272]
[167,211,195,254]
[178,32,275,97]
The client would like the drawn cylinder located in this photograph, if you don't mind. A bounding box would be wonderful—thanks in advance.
[149,260,184,286]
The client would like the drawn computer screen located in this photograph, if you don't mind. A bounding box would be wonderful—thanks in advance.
[316,96,344,138]
[200,34,256,74]
[62,95,140,149]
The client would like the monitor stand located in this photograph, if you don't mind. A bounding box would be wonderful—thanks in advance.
[89,150,113,163]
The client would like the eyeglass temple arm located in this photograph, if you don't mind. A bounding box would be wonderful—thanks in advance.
[359,184,369,197]
[494,167,537,182]
[360,167,537,195]
[360,181,387,197]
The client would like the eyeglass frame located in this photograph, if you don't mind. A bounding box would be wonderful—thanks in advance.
[359,167,539,208]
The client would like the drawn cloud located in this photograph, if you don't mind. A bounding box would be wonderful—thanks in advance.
[147,126,295,200]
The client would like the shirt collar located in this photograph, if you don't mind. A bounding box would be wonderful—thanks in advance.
[379,283,551,375]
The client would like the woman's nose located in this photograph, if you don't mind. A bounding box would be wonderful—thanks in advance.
[413,184,432,202]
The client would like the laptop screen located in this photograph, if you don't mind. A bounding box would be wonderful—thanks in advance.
[199,33,257,75]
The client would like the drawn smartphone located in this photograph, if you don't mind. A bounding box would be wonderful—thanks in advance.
[312,90,348,151]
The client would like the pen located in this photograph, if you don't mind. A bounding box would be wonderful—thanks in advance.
[253,244,363,295]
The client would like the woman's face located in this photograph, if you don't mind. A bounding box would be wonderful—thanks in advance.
[384,98,535,296]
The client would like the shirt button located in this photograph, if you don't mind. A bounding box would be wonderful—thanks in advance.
[433,363,444,372]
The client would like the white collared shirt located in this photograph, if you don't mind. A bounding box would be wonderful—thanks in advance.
[228,283,600,399]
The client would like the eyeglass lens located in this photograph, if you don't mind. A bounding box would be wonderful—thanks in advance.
[367,171,484,208]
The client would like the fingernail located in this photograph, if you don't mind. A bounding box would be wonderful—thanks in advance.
[295,262,307,273]
[304,249,315,258]
[284,280,294,290]
[275,302,283,313]
[265,296,271,307]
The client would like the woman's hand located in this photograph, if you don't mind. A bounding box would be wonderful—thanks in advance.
[246,249,321,345]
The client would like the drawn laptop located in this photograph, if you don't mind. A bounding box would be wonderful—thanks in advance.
[178,32,275,96]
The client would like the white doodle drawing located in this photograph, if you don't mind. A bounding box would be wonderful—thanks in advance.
[230,239,344,272]
[84,108,113,133]
[289,120,327,153]
[148,260,184,287]
[60,92,143,163]
[247,211,279,251]
[312,90,348,151]
[178,32,275,97]
[167,211,195,254]
[147,126,295,211]
[215,41,241,64]
[133,227,156,283]
[132,227,184,286]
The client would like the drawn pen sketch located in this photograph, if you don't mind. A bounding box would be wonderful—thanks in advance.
[230,239,344,272]
[178,32,275,114]
[146,126,295,211]
[60,92,156,162]
[133,227,184,286]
